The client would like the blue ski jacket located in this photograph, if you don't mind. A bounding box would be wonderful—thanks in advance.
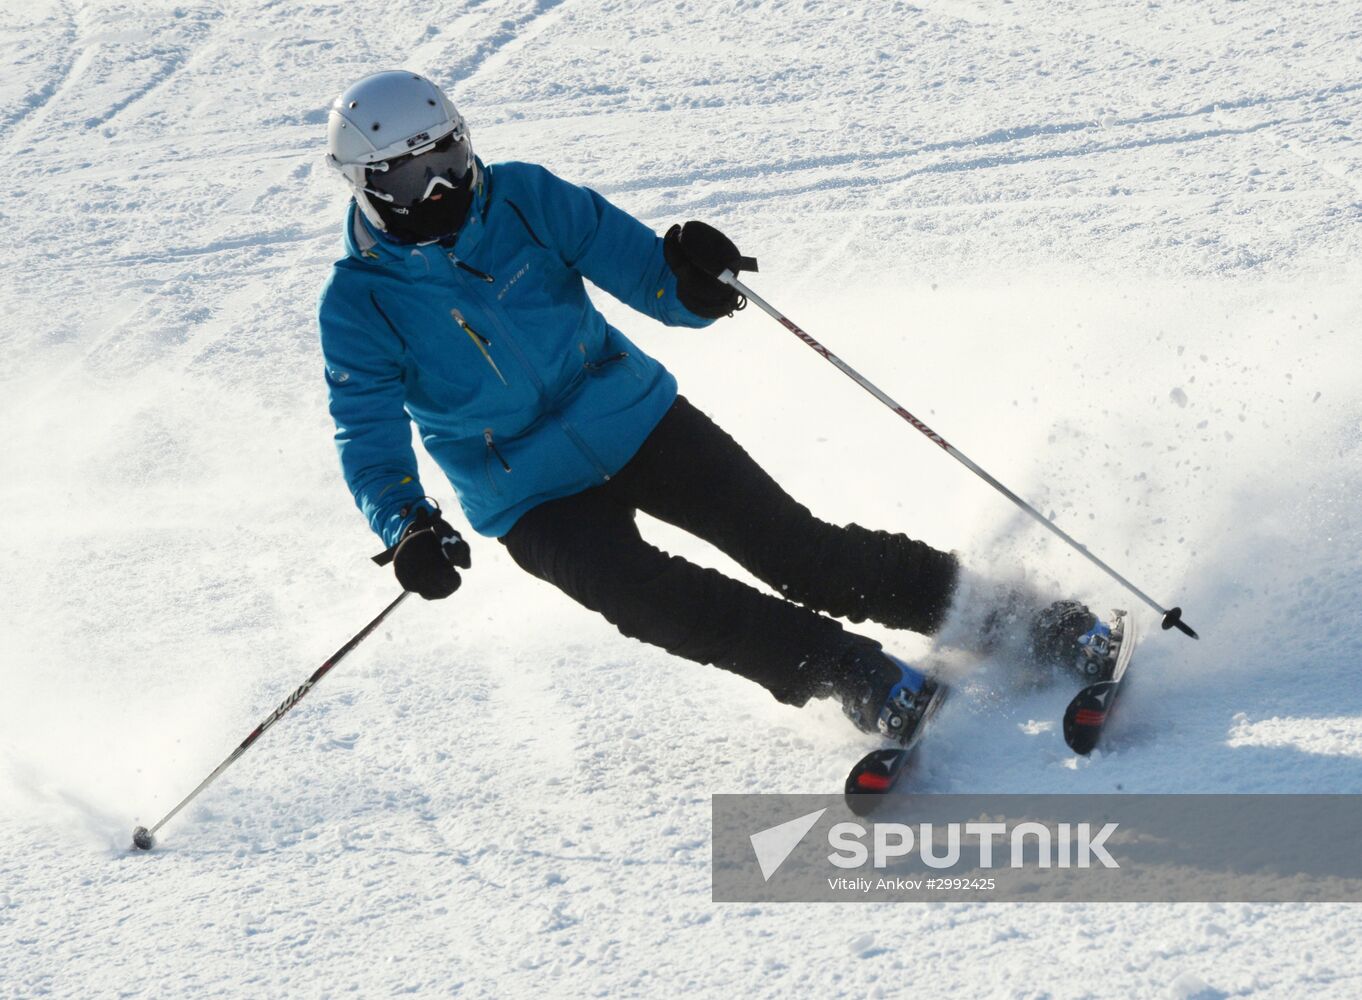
[318,161,714,545]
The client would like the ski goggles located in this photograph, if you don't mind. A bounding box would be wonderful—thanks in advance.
[364,128,473,207]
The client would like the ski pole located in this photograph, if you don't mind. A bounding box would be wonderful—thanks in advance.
[131,590,412,851]
[719,270,1198,641]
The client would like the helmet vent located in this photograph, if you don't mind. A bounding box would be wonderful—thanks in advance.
[348,100,357,109]
[371,123,381,131]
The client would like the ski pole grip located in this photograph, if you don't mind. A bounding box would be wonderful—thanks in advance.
[371,500,445,567]
[1161,606,1199,640]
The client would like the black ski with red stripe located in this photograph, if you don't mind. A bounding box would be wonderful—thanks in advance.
[842,612,1140,811]
[843,683,948,816]
[1062,611,1139,754]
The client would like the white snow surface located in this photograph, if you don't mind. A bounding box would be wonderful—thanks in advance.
[3,1,1362,996]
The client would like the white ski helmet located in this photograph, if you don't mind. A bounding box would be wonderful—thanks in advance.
[326,70,477,233]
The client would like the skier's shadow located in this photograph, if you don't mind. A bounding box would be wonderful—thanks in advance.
[1100,663,1362,792]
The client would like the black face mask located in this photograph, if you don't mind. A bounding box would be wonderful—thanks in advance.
[373,183,475,244]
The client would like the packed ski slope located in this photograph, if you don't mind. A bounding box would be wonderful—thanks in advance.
[3,0,1361,996]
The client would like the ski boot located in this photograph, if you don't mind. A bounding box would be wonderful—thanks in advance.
[829,642,944,745]
[1027,600,1123,682]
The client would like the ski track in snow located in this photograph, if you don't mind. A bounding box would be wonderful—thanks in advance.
[0,1,79,137]
[3,1,1362,997]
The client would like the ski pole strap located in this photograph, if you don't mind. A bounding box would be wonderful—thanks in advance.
[371,500,446,567]
[669,222,758,277]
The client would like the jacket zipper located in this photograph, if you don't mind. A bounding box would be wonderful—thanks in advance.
[483,428,511,472]
[480,300,614,482]
[447,256,613,482]
[583,351,629,371]
[446,251,495,284]
[451,308,509,386]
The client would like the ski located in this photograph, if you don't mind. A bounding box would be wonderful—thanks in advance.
[1062,610,1140,755]
[843,682,948,816]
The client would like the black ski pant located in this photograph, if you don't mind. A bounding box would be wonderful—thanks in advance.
[499,396,959,705]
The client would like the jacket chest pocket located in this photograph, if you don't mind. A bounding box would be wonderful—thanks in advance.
[451,308,510,387]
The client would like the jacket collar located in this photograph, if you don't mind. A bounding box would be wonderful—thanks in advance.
[343,159,493,272]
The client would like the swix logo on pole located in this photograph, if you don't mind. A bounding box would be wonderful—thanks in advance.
[781,317,832,360]
[893,406,950,450]
[264,680,316,731]
[772,309,950,452]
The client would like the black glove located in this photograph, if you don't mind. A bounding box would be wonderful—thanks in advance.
[663,220,758,319]
[392,509,472,600]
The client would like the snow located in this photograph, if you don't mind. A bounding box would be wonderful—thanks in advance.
[2,0,1361,996]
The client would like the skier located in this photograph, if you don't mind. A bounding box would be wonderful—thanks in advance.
[319,71,1109,746]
